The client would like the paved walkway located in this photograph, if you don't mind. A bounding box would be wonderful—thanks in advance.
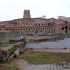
[15,59,70,70]
[5,49,70,70]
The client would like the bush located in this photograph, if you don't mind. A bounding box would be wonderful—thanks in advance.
[19,51,24,54]
[14,54,18,58]
[24,41,27,44]
[0,58,3,63]
[22,44,25,48]
[9,49,16,56]
[30,48,33,50]
[45,48,48,49]
[15,45,19,48]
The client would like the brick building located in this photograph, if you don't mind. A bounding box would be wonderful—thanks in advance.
[0,10,70,35]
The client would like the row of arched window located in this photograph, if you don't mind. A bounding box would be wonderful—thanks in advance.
[4,28,55,32]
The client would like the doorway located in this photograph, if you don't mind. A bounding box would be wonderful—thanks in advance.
[65,30,68,33]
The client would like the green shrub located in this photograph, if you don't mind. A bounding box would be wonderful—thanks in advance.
[9,49,16,56]
[15,45,19,48]
[9,40,15,43]
[0,58,3,63]
[19,51,24,54]
[22,44,25,48]
[30,48,33,49]
[24,41,27,44]
[21,41,26,48]
[45,48,48,49]
[14,54,18,58]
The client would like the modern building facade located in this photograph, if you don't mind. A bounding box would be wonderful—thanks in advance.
[0,10,70,35]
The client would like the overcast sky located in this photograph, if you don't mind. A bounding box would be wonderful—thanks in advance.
[0,0,70,22]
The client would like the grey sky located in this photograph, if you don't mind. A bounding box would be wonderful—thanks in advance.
[0,0,70,21]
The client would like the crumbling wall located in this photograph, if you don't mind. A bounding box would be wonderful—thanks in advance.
[0,32,11,43]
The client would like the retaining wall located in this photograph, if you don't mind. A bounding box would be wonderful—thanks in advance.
[25,38,70,49]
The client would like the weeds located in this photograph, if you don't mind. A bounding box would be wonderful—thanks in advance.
[15,45,19,48]
[19,51,24,54]
[0,58,3,63]
[30,48,33,50]
[7,59,13,64]
[0,66,19,70]
[8,49,16,56]
[14,54,18,58]
[25,52,70,64]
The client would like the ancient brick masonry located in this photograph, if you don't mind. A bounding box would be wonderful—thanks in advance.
[0,10,70,34]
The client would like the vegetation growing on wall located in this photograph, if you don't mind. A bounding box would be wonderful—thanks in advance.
[15,45,19,48]
[14,54,18,58]
[8,49,16,56]
[22,41,27,48]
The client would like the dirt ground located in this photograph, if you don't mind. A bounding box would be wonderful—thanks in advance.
[1,49,70,70]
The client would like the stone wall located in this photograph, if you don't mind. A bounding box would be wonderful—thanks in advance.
[0,42,26,62]
[0,31,25,43]
[0,31,11,43]
[25,38,70,49]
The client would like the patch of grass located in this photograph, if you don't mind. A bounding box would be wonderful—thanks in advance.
[0,66,19,70]
[7,59,13,64]
[25,52,64,64]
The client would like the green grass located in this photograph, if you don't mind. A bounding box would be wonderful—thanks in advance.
[8,49,16,56]
[25,52,70,65]
[25,52,62,64]
[0,66,19,70]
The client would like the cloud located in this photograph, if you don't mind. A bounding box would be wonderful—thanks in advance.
[0,0,70,21]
